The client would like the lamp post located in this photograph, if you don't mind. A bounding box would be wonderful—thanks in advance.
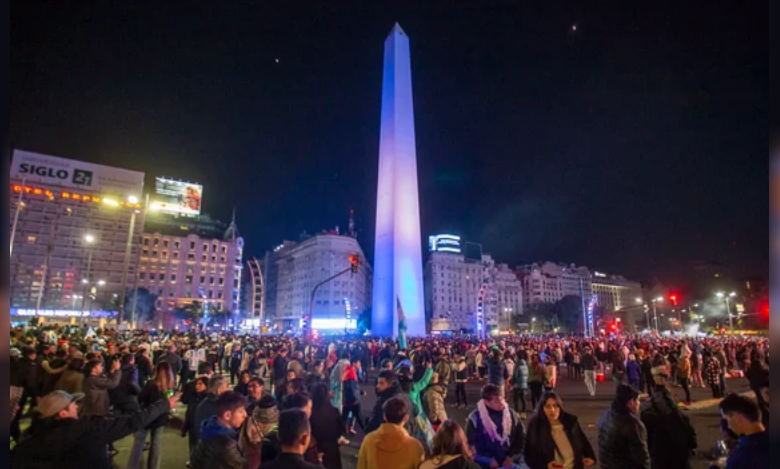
[80,234,96,328]
[116,196,140,328]
[717,292,737,331]
[651,297,664,332]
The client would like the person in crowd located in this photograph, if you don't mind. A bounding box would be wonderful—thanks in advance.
[56,358,85,395]
[610,352,626,386]
[677,352,693,404]
[525,392,596,469]
[528,354,545,409]
[366,370,414,436]
[487,349,508,397]
[11,390,178,469]
[240,395,279,469]
[342,356,366,435]
[581,347,598,398]
[10,386,23,429]
[424,372,448,430]
[421,420,481,469]
[127,361,175,469]
[259,409,322,469]
[191,392,249,469]
[229,344,243,386]
[182,362,215,407]
[454,357,469,409]
[112,353,141,415]
[627,354,642,391]
[159,343,183,387]
[308,382,346,469]
[330,352,350,411]
[246,378,266,410]
[544,354,558,392]
[264,392,320,464]
[704,351,724,399]
[287,350,305,378]
[571,348,582,381]
[40,349,69,396]
[305,360,327,387]
[81,357,122,417]
[640,369,697,469]
[136,346,154,388]
[598,384,650,469]
[745,352,769,411]
[510,356,529,417]
[466,384,526,469]
[182,377,209,457]
[398,361,435,448]
[435,353,453,389]
[273,348,291,399]
[357,397,425,469]
[194,375,231,450]
[710,394,768,469]
[235,370,253,396]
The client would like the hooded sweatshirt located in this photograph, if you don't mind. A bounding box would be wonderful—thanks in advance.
[357,423,424,469]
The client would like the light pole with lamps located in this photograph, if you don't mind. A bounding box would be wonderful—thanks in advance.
[112,195,141,328]
[651,297,664,332]
[80,234,96,327]
[717,292,737,331]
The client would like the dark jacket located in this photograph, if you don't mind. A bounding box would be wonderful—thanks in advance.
[14,357,40,398]
[640,388,697,469]
[272,355,289,382]
[11,399,171,469]
[525,412,596,469]
[160,352,183,379]
[183,391,208,440]
[259,453,322,469]
[194,393,220,440]
[581,353,597,372]
[486,356,507,387]
[81,370,122,416]
[139,382,170,429]
[364,383,415,436]
[598,404,650,469]
[136,354,154,388]
[111,364,142,414]
[310,402,345,469]
[466,405,525,469]
[191,416,246,469]
[722,432,768,469]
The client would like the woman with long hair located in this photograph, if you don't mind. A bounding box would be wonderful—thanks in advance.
[525,392,596,469]
[127,361,175,469]
[421,421,480,469]
[527,354,545,409]
[308,382,345,469]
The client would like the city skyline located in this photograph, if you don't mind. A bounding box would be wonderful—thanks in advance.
[11,2,768,289]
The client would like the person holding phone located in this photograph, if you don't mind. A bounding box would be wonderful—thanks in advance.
[127,361,176,469]
[525,392,596,469]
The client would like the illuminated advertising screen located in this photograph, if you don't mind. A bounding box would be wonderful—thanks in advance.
[153,178,203,216]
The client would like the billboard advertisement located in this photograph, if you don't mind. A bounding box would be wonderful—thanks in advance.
[153,177,203,216]
[10,150,145,197]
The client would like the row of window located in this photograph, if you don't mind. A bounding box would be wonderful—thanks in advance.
[143,238,228,254]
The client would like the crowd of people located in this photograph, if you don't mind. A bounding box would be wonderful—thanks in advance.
[9,323,769,469]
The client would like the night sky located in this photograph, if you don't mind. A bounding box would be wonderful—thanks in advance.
[11,1,768,288]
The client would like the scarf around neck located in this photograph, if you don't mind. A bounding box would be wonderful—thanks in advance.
[477,400,513,446]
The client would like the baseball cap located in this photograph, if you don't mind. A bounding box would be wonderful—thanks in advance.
[10,348,21,358]
[35,391,85,418]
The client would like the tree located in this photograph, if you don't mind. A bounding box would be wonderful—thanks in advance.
[527,302,557,331]
[554,295,585,333]
[358,308,372,334]
[172,301,204,325]
[209,308,232,329]
[116,288,159,324]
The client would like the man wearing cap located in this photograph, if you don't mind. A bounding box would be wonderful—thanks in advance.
[11,390,178,469]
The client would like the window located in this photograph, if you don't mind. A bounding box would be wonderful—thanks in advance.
[221,246,227,254]
[159,274,165,282]
[221,256,226,263]
[139,273,146,280]
[212,244,218,253]
[170,274,177,283]
[188,253,195,260]
[174,241,180,249]
[143,238,150,246]
[219,278,224,286]
[149,273,156,281]
[190,241,196,250]
[186,275,193,284]
[27,236,37,244]
[153,238,160,247]
[163,240,169,248]
[202,254,208,262]
[152,250,158,257]
[142,249,149,256]
[202,243,209,252]
[173,252,179,259]
[200,276,206,284]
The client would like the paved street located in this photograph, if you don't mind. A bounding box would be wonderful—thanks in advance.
[102,371,751,469]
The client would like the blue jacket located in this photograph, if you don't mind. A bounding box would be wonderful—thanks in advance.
[486,357,507,387]
[466,406,525,469]
[722,432,768,469]
[627,361,642,384]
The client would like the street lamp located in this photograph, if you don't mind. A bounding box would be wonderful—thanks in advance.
[650,297,664,332]
[116,195,143,328]
[80,234,96,327]
[717,292,737,331]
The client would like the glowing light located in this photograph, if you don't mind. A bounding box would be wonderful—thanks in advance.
[72,194,81,200]
[103,198,120,207]
[33,188,43,195]
[82,195,91,202]
[128,196,139,205]
[311,318,358,330]
[84,234,96,243]
[62,192,71,199]
[12,185,22,193]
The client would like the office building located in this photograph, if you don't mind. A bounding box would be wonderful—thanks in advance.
[518,262,593,307]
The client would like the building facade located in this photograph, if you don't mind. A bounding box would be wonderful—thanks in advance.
[518,262,593,307]
[135,214,244,326]
[425,252,523,333]
[591,272,643,313]
[9,150,145,325]
[266,232,372,333]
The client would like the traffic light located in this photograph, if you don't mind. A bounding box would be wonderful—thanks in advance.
[349,255,360,274]
[669,294,679,306]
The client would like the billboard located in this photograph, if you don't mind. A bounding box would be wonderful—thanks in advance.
[153,177,203,216]
[10,150,145,197]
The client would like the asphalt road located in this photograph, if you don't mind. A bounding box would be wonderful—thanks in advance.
[106,372,749,469]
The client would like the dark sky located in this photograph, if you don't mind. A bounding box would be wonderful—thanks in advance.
[11,1,768,288]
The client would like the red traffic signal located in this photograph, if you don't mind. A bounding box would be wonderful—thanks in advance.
[669,294,679,306]
[348,255,360,274]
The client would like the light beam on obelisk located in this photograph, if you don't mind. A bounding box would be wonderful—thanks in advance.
[372,23,426,339]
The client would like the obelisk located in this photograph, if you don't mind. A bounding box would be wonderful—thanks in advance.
[372,24,426,339]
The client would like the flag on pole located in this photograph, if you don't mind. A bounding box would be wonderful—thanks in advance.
[396,296,408,351]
